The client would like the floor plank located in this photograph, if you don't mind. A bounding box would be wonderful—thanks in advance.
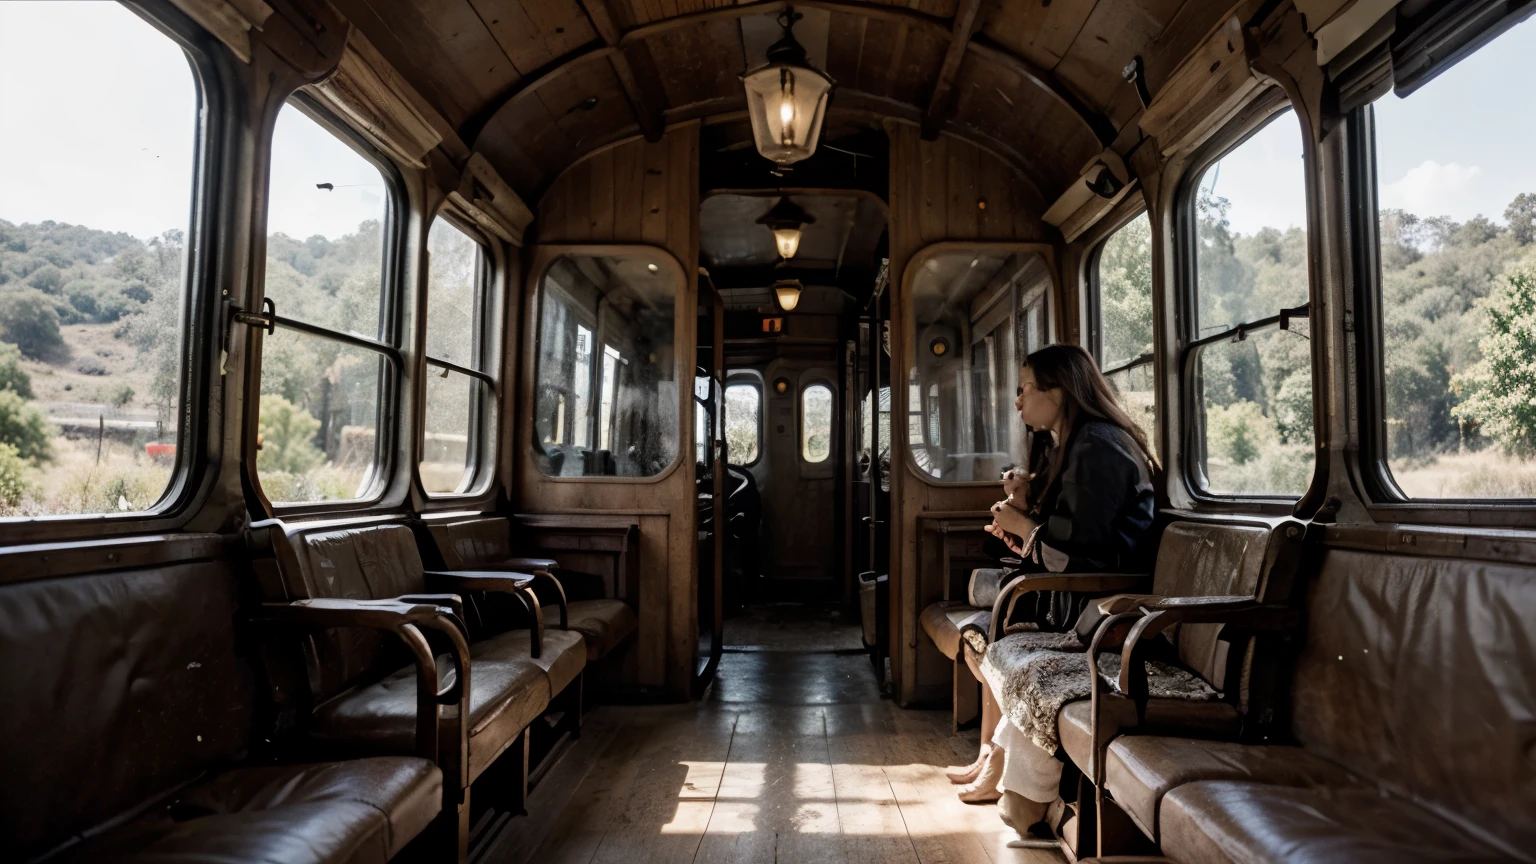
[491,607,1065,864]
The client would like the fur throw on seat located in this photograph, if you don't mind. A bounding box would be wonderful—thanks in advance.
[981,636,1219,755]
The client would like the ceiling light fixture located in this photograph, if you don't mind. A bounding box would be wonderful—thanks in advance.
[756,196,815,259]
[741,8,834,166]
[773,277,804,312]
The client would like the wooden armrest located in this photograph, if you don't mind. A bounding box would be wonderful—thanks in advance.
[423,570,535,591]
[424,570,549,657]
[251,598,471,772]
[1146,594,1256,612]
[986,572,1148,642]
[1097,594,1165,616]
[1117,603,1298,702]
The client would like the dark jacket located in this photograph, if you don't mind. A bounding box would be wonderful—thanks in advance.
[1030,419,1157,573]
[988,419,1156,630]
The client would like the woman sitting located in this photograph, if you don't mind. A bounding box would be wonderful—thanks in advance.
[945,344,1158,841]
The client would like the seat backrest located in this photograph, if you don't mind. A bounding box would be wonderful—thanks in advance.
[247,517,427,705]
[1290,549,1536,860]
[0,556,253,861]
[1148,518,1303,691]
[426,516,513,569]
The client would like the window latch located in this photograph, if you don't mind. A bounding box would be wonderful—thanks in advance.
[1278,303,1309,334]
[232,297,276,335]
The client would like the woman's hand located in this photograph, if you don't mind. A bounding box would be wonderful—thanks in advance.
[984,522,1028,557]
[989,500,1036,538]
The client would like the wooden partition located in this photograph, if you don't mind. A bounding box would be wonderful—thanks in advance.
[885,123,1060,704]
[517,123,701,700]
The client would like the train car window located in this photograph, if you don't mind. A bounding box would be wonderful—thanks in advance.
[802,384,833,463]
[907,249,1049,483]
[1094,213,1157,458]
[1190,108,1314,497]
[0,3,198,518]
[420,218,495,496]
[534,253,678,477]
[1366,18,1536,499]
[725,383,760,465]
[255,103,397,505]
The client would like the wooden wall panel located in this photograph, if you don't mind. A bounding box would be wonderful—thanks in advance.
[520,124,701,698]
[885,122,1058,705]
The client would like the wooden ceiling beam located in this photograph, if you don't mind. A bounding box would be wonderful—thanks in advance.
[578,0,667,142]
[921,0,987,140]
[466,0,1114,166]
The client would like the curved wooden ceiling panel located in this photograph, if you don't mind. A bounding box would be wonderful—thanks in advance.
[335,0,1243,202]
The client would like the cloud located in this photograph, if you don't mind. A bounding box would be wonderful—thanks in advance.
[1380,160,1487,219]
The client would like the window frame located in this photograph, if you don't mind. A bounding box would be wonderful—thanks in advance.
[0,0,225,539]
[800,380,836,466]
[1087,208,1156,377]
[523,244,690,485]
[248,94,407,516]
[418,210,499,501]
[723,373,764,468]
[1174,94,1321,509]
[1349,103,1536,518]
[899,241,1057,489]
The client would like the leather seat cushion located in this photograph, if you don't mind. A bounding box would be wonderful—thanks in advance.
[55,758,440,864]
[541,599,636,662]
[920,601,990,660]
[1058,697,1242,776]
[477,626,586,697]
[309,645,551,782]
[1160,780,1510,864]
[1105,737,1360,840]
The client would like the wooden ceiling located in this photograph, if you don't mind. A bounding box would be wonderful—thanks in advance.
[331,0,1248,205]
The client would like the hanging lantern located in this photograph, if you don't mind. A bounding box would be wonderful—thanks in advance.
[756,196,815,259]
[741,9,834,165]
[773,277,803,312]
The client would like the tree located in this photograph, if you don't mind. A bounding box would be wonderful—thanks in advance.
[1453,269,1536,457]
[26,264,63,294]
[1099,213,1154,368]
[257,394,324,475]
[0,390,52,463]
[0,288,64,360]
[0,342,33,398]
[0,443,31,509]
[1507,193,1536,245]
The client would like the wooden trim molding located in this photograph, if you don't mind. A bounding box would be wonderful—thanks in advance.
[309,28,444,169]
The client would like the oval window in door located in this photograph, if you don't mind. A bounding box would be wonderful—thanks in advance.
[802,383,833,463]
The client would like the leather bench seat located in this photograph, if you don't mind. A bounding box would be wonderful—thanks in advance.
[1057,696,1243,780]
[308,630,582,780]
[540,599,636,662]
[920,600,990,660]
[1159,781,1512,864]
[1102,737,1360,841]
[54,758,441,864]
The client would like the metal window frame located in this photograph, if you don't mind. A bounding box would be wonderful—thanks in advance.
[1175,100,1319,507]
[250,95,407,515]
[0,0,225,539]
[420,214,498,499]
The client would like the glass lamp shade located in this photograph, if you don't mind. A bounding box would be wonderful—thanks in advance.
[773,279,803,312]
[742,63,833,165]
[772,227,802,258]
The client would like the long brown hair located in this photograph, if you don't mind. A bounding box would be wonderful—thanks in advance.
[1020,343,1159,512]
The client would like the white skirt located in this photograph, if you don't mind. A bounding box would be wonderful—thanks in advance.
[992,715,1062,803]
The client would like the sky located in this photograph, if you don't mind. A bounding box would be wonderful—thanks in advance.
[3,2,1536,242]
[1202,13,1536,237]
[0,1,381,243]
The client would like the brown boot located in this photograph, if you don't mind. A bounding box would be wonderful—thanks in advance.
[956,746,1004,803]
[944,744,991,785]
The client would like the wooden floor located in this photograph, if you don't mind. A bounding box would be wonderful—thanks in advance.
[486,608,1063,864]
